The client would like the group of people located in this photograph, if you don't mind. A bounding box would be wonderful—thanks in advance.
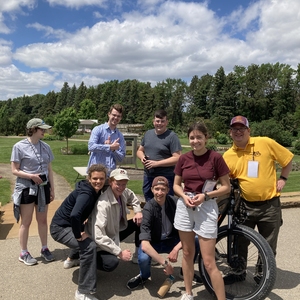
[10,106,293,300]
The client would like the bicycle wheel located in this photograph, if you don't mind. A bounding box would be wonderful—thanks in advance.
[198,225,277,300]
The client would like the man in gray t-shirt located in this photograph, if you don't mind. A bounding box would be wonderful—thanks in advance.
[137,109,182,201]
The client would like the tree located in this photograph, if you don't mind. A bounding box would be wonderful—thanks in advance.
[78,99,96,119]
[55,82,70,113]
[54,108,80,154]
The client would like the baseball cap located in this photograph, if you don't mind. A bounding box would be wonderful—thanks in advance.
[26,118,52,129]
[152,176,169,188]
[110,168,130,180]
[230,116,249,128]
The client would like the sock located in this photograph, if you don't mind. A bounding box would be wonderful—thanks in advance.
[21,249,28,256]
[42,245,48,251]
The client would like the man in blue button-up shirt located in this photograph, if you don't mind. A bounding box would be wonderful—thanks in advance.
[87,104,126,176]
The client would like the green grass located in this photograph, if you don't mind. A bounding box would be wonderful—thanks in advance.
[1,136,299,200]
[0,179,11,206]
[0,137,143,198]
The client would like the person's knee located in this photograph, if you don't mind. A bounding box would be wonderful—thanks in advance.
[182,246,195,260]
[101,256,119,272]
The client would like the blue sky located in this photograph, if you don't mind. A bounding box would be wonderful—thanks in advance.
[0,0,299,100]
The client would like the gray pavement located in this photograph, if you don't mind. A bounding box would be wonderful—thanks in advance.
[1,208,300,300]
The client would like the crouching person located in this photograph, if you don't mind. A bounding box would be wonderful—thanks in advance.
[85,168,143,273]
[126,176,201,291]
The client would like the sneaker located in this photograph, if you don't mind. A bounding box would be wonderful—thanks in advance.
[179,269,203,285]
[75,290,98,300]
[180,293,194,300]
[223,272,246,285]
[19,252,37,266]
[132,253,138,264]
[41,248,55,262]
[126,274,147,290]
[64,258,80,269]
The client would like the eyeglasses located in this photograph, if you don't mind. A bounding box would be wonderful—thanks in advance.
[37,128,46,132]
[230,127,248,133]
[111,113,122,119]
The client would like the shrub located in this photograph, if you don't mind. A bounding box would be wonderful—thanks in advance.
[70,143,88,155]
[293,140,300,155]
[216,133,228,145]
[206,141,217,151]
[43,134,59,141]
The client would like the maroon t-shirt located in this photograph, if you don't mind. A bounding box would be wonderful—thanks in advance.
[174,150,229,194]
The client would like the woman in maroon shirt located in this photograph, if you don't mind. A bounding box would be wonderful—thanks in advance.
[173,122,230,300]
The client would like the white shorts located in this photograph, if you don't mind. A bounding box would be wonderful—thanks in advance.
[174,197,219,239]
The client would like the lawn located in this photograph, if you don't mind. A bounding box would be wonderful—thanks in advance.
[1,136,299,206]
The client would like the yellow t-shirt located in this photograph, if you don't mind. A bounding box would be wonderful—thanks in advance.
[223,137,294,201]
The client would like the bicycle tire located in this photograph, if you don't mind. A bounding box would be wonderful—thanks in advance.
[198,225,277,300]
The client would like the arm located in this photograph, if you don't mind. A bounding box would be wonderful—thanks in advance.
[124,188,143,225]
[11,161,44,185]
[146,151,181,169]
[88,126,111,153]
[277,159,293,192]
[93,201,123,256]
[111,132,126,162]
[141,240,174,275]
[173,174,194,207]
[137,145,147,166]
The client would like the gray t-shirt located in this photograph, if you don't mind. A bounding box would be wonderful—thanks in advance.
[141,129,182,177]
[11,139,54,176]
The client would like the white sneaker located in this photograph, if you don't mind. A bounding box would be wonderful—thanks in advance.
[64,258,79,269]
[180,293,194,300]
[75,290,98,300]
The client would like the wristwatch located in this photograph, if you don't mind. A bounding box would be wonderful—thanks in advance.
[162,260,169,268]
[204,192,210,202]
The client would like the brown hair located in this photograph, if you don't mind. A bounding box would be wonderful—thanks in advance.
[27,127,39,137]
[187,122,208,138]
[154,109,167,119]
[109,104,124,115]
[87,164,107,178]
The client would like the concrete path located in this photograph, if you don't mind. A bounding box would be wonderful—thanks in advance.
[1,206,300,300]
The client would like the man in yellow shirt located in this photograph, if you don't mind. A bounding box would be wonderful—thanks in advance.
[223,116,293,283]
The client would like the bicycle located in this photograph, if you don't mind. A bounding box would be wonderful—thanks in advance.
[198,179,277,300]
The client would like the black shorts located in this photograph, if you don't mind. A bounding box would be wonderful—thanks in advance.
[20,183,51,205]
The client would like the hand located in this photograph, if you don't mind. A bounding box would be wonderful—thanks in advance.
[277,178,286,192]
[133,212,143,226]
[183,194,196,208]
[110,138,120,151]
[104,136,111,145]
[31,174,43,185]
[50,190,55,202]
[144,159,155,170]
[168,248,179,263]
[119,249,131,261]
[163,262,174,276]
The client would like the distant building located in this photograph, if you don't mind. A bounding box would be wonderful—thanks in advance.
[78,119,98,133]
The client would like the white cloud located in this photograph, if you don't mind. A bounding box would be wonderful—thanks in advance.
[0,65,56,100]
[0,0,36,12]
[46,0,107,9]
[0,39,13,65]
[26,22,70,39]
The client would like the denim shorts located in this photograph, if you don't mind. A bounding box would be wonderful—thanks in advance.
[174,196,219,239]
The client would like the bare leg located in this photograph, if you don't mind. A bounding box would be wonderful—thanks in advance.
[199,236,225,300]
[179,231,196,296]
[35,204,49,247]
[19,203,35,250]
